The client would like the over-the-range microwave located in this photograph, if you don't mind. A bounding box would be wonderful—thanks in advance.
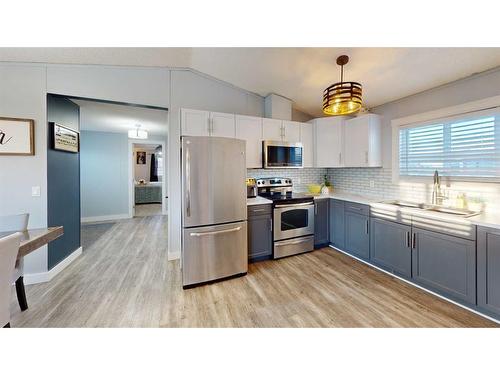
[262,140,303,168]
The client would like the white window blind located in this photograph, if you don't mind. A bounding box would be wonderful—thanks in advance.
[399,109,500,179]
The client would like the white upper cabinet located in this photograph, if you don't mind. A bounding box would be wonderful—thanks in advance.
[181,108,210,136]
[300,123,314,168]
[235,115,263,168]
[262,118,283,140]
[313,117,346,167]
[344,114,382,167]
[210,112,236,138]
[282,121,301,143]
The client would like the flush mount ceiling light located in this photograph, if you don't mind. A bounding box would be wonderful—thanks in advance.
[128,124,148,139]
[323,55,362,116]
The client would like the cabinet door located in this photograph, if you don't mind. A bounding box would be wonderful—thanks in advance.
[262,118,283,140]
[181,108,210,136]
[314,199,329,247]
[329,199,345,249]
[300,123,314,167]
[210,112,235,138]
[235,115,263,168]
[314,117,345,167]
[370,218,412,277]
[477,227,500,318]
[412,227,476,305]
[344,114,381,167]
[345,211,370,260]
[282,121,301,143]
[248,214,273,260]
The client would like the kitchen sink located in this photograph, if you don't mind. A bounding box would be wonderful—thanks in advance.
[380,200,480,217]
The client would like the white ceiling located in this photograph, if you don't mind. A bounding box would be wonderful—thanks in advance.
[3,48,500,117]
[73,99,168,137]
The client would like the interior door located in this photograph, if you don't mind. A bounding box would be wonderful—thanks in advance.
[210,111,236,138]
[182,136,246,227]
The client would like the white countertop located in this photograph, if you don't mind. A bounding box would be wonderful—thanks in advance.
[246,196,273,206]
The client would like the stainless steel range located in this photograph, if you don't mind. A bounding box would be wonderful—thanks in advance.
[256,178,314,259]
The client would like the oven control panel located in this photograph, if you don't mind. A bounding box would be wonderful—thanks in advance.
[256,178,292,187]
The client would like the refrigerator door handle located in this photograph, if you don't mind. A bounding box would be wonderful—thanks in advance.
[190,226,242,237]
[186,146,191,217]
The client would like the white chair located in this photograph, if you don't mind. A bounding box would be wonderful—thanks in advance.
[0,233,22,328]
[0,214,29,311]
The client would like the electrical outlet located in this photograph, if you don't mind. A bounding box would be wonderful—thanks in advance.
[32,186,41,197]
[369,180,375,188]
[297,178,302,184]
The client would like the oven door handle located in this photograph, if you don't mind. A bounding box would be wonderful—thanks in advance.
[274,202,314,208]
[275,237,312,246]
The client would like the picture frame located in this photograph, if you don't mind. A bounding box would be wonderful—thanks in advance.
[136,151,146,165]
[0,117,35,155]
[50,122,80,153]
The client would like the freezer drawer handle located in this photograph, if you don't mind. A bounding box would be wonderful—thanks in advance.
[190,226,242,237]
[275,237,312,246]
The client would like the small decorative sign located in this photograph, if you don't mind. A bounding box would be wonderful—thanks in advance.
[0,117,35,155]
[51,122,79,153]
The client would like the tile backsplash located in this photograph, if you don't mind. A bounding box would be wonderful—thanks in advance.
[247,168,328,192]
[328,167,500,212]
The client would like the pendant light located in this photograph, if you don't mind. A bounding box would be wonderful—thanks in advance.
[323,55,362,116]
[128,124,148,139]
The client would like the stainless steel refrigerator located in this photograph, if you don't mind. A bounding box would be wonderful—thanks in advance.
[181,136,248,287]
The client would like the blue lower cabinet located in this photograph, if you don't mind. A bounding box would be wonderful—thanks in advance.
[411,227,476,306]
[344,211,370,260]
[370,218,412,278]
[477,226,500,319]
[329,199,345,249]
[247,205,273,261]
[314,199,329,247]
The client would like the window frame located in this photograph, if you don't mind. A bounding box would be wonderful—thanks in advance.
[391,96,500,184]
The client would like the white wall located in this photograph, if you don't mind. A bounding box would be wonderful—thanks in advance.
[0,64,48,274]
[167,69,264,259]
[0,62,171,278]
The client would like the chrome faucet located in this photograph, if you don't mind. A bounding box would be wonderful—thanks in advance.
[431,170,445,205]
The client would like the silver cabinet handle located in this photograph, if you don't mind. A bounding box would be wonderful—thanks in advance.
[269,218,273,232]
[207,118,211,135]
[412,232,416,249]
[339,152,342,165]
[185,146,191,217]
[365,151,369,164]
[252,208,266,212]
[190,226,241,237]
[275,237,311,246]
[348,206,363,211]
[275,202,314,208]
[366,219,369,234]
[315,203,318,215]
[405,231,410,248]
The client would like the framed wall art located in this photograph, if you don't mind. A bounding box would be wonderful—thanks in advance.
[0,117,35,155]
[136,151,146,165]
[50,122,80,153]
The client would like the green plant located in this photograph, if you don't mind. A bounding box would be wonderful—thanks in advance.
[323,174,331,187]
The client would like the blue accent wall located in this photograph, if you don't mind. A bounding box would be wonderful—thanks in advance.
[80,130,129,219]
[47,95,81,269]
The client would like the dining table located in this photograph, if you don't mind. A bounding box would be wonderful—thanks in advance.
[0,226,64,259]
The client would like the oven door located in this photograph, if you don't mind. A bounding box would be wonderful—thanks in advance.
[273,202,314,241]
[263,141,303,168]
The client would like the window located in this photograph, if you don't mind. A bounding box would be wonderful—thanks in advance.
[399,109,500,179]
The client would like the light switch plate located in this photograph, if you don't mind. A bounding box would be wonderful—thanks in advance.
[32,186,41,197]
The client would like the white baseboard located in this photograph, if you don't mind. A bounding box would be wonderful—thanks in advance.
[328,245,500,325]
[24,247,83,285]
[81,214,130,223]
[168,251,180,261]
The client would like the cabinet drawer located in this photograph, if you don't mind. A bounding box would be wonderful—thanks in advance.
[344,202,370,216]
[248,204,272,217]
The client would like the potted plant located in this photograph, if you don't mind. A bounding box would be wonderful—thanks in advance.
[321,174,332,195]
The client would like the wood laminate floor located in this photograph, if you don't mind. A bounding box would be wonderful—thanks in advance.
[10,215,497,327]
